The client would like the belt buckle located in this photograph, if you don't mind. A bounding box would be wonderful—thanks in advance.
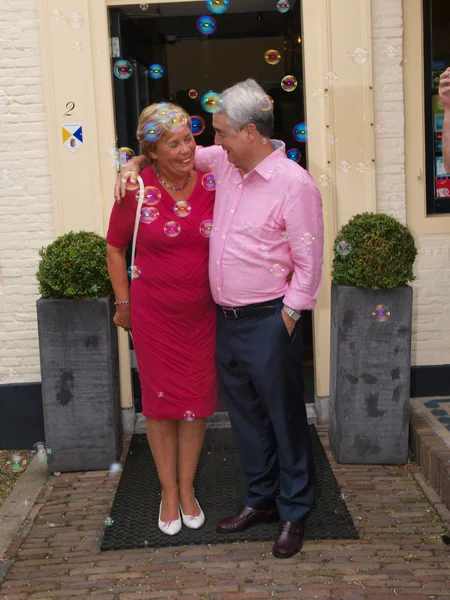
[223,306,239,319]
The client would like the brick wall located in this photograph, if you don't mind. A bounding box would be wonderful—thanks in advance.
[0,0,54,384]
[372,0,450,367]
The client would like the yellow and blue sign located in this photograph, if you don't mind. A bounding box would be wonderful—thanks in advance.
[62,123,83,153]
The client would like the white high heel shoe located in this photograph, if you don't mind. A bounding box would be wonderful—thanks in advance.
[158,501,182,536]
[180,498,205,530]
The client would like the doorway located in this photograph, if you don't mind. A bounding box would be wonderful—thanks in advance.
[109,0,314,411]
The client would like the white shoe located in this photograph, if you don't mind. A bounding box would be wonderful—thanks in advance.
[180,499,205,530]
[158,501,182,536]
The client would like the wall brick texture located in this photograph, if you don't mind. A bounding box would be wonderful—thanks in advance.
[0,0,54,384]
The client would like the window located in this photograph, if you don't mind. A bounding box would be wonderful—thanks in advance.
[424,0,450,214]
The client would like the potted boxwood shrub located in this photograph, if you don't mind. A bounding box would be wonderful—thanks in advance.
[329,212,417,464]
[36,231,121,473]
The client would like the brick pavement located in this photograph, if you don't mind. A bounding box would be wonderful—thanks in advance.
[1,427,450,600]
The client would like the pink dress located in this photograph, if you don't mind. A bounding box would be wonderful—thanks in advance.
[107,166,218,420]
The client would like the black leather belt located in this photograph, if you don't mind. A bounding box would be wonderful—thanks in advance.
[218,297,283,319]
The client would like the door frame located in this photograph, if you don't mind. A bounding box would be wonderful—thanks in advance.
[38,0,376,423]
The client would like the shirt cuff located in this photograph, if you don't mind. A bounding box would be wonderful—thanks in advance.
[282,291,317,312]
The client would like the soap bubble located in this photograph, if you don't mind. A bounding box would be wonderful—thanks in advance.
[167,111,187,133]
[202,173,216,191]
[51,9,63,21]
[258,95,274,111]
[189,115,206,136]
[270,263,285,276]
[72,41,82,51]
[385,45,398,58]
[336,241,352,256]
[206,0,229,14]
[301,232,315,246]
[201,91,223,113]
[197,15,217,35]
[372,305,390,322]
[10,455,27,471]
[148,64,164,79]
[128,265,141,279]
[200,219,213,237]
[389,195,402,209]
[138,186,162,208]
[143,121,161,142]
[313,89,328,105]
[0,168,12,182]
[324,72,338,84]
[264,49,281,65]
[104,517,114,527]
[188,89,198,99]
[287,148,301,162]
[183,410,196,421]
[122,170,139,191]
[281,75,297,92]
[356,162,368,173]
[140,206,160,224]
[318,174,330,187]
[293,122,309,142]
[351,47,369,64]
[174,200,192,218]
[277,0,290,13]
[114,60,133,80]
[164,221,181,238]
[67,12,84,28]
[31,442,49,461]
[339,160,351,173]
[119,147,135,162]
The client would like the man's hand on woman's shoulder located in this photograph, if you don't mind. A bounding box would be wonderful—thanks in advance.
[114,155,148,203]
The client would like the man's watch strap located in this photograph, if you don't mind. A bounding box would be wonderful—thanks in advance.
[282,305,302,321]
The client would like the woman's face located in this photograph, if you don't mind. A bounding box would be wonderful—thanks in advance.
[150,124,196,177]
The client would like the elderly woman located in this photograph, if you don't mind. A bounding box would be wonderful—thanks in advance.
[106,103,217,535]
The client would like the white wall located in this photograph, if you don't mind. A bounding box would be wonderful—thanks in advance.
[0,0,54,384]
[372,0,450,367]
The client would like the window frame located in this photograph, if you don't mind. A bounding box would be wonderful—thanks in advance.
[423,0,450,215]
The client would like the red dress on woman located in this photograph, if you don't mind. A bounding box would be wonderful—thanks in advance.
[107,166,217,420]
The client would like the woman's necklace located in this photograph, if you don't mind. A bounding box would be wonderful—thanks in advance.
[154,163,191,191]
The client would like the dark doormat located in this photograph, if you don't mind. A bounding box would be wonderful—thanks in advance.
[101,426,358,551]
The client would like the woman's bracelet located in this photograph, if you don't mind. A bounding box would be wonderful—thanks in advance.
[114,300,130,306]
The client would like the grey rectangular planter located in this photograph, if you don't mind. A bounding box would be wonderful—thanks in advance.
[37,297,121,472]
[329,282,413,464]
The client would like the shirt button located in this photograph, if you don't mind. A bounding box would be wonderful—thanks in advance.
[238,183,243,188]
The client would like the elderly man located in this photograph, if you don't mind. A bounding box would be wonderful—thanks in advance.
[439,68,450,173]
[116,79,324,558]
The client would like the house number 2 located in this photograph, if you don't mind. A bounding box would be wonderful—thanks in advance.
[63,101,75,116]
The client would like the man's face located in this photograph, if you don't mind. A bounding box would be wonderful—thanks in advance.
[212,113,249,169]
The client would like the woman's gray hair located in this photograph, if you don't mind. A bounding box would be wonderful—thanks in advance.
[220,79,274,137]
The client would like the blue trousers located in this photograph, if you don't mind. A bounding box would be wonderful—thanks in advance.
[216,301,316,523]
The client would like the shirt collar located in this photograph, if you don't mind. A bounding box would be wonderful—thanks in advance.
[248,140,286,181]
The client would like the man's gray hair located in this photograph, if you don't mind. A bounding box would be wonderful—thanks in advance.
[220,78,274,137]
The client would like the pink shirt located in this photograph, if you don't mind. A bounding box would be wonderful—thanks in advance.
[195,141,324,311]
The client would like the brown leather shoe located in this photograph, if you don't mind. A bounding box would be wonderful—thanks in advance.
[216,504,279,533]
[272,521,304,558]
